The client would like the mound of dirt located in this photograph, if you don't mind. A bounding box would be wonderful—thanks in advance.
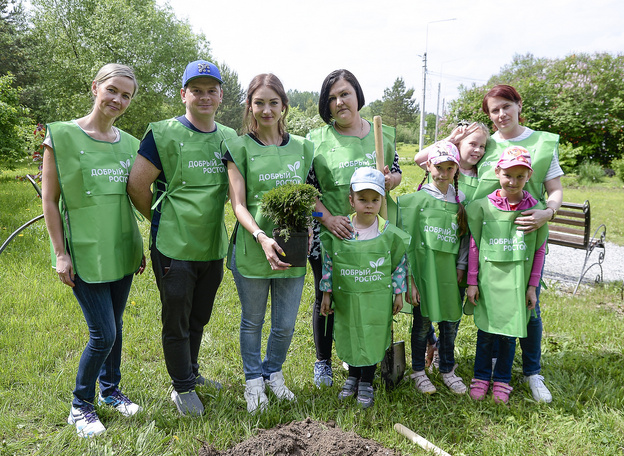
[198,417,401,456]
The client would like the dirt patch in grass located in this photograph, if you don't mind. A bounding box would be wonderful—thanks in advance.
[198,417,401,456]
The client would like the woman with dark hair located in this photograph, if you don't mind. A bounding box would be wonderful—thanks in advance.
[473,84,563,403]
[42,63,145,437]
[223,74,314,413]
[307,69,402,387]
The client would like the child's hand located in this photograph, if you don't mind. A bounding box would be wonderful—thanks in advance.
[320,292,333,316]
[393,293,403,315]
[467,285,479,306]
[526,286,538,310]
[406,276,420,305]
[456,268,465,284]
[446,122,479,145]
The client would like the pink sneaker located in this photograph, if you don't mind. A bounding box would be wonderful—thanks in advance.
[469,378,490,401]
[492,381,513,404]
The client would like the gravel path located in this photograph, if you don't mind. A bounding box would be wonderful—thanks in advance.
[543,240,624,287]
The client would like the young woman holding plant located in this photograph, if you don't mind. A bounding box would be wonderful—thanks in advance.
[41,63,145,437]
[222,73,314,413]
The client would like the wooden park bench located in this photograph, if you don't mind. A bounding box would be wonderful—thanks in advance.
[547,200,606,295]
[0,175,44,255]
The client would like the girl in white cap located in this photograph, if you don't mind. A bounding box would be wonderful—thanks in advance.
[398,141,469,396]
[320,167,409,409]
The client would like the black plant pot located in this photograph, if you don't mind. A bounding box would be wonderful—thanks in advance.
[272,229,308,267]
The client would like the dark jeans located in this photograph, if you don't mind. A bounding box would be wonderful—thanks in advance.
[411,308,460,374]
[348,364,376,383]
[72,274,133,408]
[474,329,517,384]
[151,245,223,393]
[309,254,334,361]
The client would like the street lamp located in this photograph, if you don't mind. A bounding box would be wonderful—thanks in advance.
[418,18,456,152]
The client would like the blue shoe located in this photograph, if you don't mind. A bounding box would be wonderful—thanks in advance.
[68,405,106,438]
[313,360,333,387]
[98,388,141,417]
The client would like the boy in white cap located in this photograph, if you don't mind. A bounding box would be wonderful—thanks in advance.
[127,60,237,416]
[465,146,548,405]
[319,167,410,409]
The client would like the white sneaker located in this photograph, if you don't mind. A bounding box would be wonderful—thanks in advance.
[410,370,436,394]
[442,368,467,394]
[98,389,142,417]
[265,371,295,401]
[68,405,106,438]
[525,374,552,403]
[244,377,268,413]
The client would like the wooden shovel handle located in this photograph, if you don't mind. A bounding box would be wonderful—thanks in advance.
[373,116,387,219]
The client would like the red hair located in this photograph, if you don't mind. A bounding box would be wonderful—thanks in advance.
[482,84,525,124]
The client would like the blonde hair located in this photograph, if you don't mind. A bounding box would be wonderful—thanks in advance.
[93,63,139,98]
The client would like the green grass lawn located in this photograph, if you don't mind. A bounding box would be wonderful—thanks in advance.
[1,165,624,455]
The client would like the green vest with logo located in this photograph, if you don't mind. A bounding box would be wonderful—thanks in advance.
[475,131,560,202]
[149,119,237,261]
[308,122,396,218]
[224,134,314,278]
[466,197,548,337]
[459,172,480,206]
[47,121,142,283]
[397,191,463,322]
[320,222,410,367]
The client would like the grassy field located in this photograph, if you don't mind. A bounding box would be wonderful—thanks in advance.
[1,165,624,455]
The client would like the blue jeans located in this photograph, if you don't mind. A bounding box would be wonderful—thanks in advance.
[474,330,517,383]
[71,274,133,408]
[411,309,460,374]
[231,248,305,381]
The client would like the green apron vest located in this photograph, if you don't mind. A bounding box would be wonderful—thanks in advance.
[459,172,479,206]
[466,197,549,337]
[149,119,237,261]
[308,122,396,219]
[475,131,560,202]
[397,191,463,322]
[320,223,410,367]
[47,121,142,283]
[224,134,314,278]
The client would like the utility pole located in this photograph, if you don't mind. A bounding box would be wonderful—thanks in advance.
[434,82,441,142]
[418,18,456,152]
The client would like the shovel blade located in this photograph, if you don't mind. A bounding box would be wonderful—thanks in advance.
[381,340,406,389]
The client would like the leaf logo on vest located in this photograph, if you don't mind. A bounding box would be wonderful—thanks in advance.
[423,222,458,244]
[187,151,226,174]
[90,159,131,182]
[488,231,527,251]
[259,161,303,186]
[340,257,385,283]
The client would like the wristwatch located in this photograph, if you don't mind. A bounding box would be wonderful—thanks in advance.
[252,229,266,242]
[549,207,557,221]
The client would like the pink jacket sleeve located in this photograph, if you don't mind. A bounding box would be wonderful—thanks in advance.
[529,241,546,287]
[467,235,479,286]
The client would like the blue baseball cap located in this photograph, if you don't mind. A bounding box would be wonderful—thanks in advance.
[182,60,222,87]
[350,167,385,196]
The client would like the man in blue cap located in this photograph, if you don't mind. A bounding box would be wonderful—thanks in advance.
[128,60,237,416]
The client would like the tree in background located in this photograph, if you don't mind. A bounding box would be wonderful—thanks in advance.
[0,73,33,166]
[27,0,212,138]
[215,63,245,132]
[446,52,624,168]
[381,77,418,128]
